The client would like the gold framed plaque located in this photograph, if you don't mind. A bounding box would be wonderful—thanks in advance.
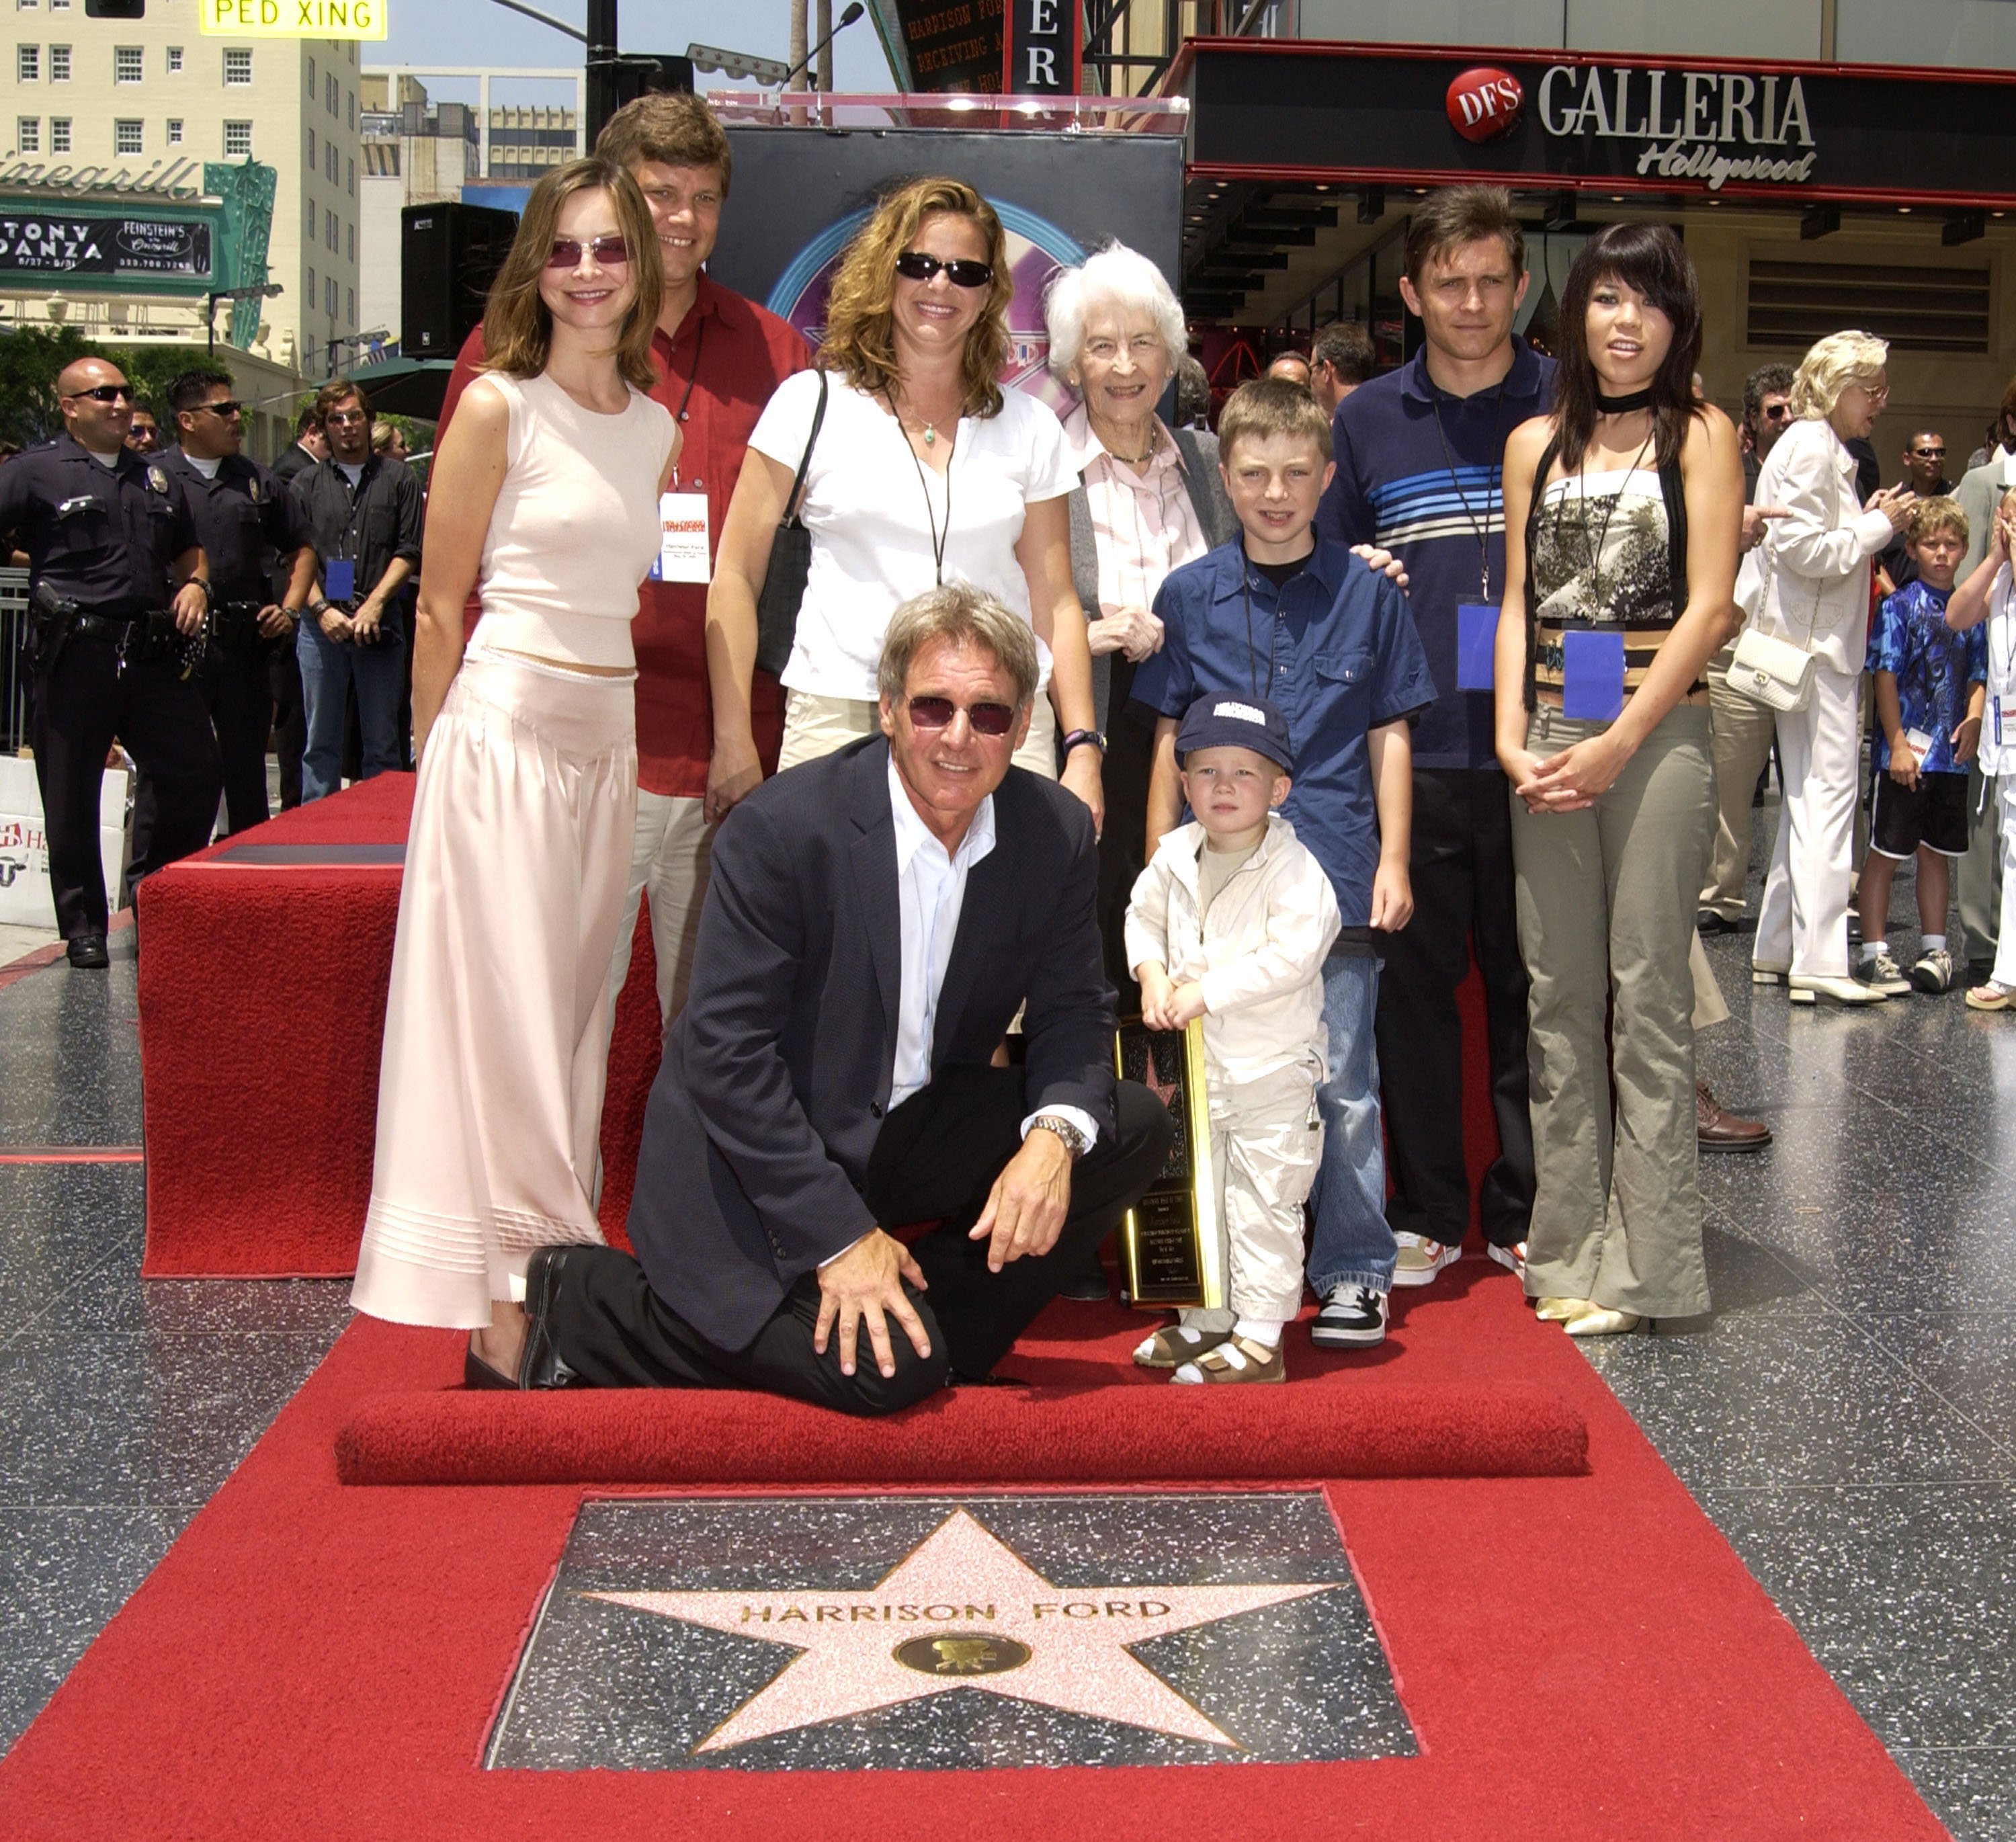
[1112,1017,1224,1311]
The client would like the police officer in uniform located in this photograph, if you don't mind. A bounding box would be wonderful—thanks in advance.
[153,370,316,835]
[0,358,218,968]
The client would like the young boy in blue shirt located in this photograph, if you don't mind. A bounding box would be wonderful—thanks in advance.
[1858,497,1988,996]
[1133,378,1437,1350]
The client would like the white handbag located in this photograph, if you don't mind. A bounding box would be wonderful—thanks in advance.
[1727,622,1816,712]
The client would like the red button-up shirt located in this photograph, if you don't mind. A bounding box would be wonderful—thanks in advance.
[438,274,810,796]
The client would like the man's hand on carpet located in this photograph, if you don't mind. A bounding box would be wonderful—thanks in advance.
[970,1131,1073,1272]
[814,1230,931,1380]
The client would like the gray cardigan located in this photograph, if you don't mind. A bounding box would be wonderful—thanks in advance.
[1066,425,1234,730]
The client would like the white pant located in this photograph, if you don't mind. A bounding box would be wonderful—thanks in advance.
[1992,776,2016,990]
[1756,664,1861,978]
[1179,1063,1322,1332]
[610,787,713,1032]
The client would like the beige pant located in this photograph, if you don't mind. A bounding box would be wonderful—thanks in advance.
[1179,1061,1323,1333]
[1961,762,2005,966]
[1512,704,1714,1321]
[778,688,1058,780]
[610,787,712,1032]
[354,649,633,1329]
[1702,644,1777,921]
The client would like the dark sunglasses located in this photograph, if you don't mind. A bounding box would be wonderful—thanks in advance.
[907,695,1017,737]
[894,251,993,290]
[1759,403,1793,420]
[196,400,244,419]
[546,233,630,269]
[1910,446,1945,458]
[63,384,137,404]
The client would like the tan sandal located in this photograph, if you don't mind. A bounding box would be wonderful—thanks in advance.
[1133,1323,1232,1370]
[1966,980,2015,1012]
[1174,1335,1286,1384]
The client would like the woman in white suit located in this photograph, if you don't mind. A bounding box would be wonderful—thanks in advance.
[1751,332,1917,1005]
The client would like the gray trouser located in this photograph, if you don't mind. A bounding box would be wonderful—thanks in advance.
[1702,644,1777,920]
[1960,764,2004,966]
[1511,704,1714,1321]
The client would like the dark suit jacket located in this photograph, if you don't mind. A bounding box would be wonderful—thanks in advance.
[624,735,1118,1352]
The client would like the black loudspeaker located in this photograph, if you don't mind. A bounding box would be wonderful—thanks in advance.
[401,201,519,358]
[85,1,147,17]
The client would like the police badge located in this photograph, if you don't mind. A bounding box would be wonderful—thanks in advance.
[148,465,169,494]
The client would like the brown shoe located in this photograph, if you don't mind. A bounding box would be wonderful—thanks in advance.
[1697,1081,1771,1153]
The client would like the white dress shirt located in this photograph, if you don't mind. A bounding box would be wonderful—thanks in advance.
[886,759,1097,1148]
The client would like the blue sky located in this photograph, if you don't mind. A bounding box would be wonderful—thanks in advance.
[378,1,896,95]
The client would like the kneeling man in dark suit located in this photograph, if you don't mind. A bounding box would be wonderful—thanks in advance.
[502,583,1174,1414]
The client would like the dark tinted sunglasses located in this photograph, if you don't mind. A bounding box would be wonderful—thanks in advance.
[546,233,630,269]
[64,384,137,404]
[894,251,993,290]
[1910,446,1945,458]
[907,696,1017,737]
[196,400,245,419]
[1759,403,1792,420]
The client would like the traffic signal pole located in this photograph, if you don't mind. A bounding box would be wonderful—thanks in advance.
[585,0,620,147]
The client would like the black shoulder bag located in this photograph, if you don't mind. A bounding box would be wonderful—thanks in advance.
[753,368,829,677]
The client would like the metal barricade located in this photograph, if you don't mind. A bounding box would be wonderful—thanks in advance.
[0,567,27,756]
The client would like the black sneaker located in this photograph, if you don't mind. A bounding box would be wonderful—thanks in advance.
[1310,1284,1388,1348]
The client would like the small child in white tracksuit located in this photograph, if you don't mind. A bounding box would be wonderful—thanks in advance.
[1124,695,1340,1384]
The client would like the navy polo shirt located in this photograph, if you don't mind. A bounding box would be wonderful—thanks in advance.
[1134,537,1436,929]
[1316,337,1556,771]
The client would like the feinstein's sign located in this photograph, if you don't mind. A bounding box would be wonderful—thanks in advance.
[0,213,212,282]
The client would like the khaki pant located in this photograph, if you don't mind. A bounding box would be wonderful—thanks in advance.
[1179,1061,1323,1333]
[1512,704,1714,1321]
[610,788,712,1032]
[779,689,1058,780]
[1960,763,2004,967]
[1702,644,1777,921]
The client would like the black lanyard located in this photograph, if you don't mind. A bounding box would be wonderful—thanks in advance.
[1429,379,1510,602]
[667,316,707,489]
[1240,556,1286,698]
[888,387,953,585]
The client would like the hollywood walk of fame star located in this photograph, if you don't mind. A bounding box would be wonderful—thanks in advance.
[591,1507,1334,1754]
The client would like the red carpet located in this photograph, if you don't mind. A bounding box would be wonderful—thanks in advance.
[0,1270,1945,1839]
[136,776,659,1276]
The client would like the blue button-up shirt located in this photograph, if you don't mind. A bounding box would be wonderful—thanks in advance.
[1134,538,1437,928]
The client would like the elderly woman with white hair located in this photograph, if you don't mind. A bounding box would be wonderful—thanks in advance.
[1751,331,1918,1004]
[1044,243,1234,1011]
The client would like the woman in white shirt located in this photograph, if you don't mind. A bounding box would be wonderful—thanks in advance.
[1750,332,1917,1005]
[352,159,678,1379]
[706,176,1105,833]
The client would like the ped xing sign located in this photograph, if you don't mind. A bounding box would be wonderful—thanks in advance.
[200,0,388,38]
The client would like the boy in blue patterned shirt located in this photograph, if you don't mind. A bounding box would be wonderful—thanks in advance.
[1858,497,1988,996]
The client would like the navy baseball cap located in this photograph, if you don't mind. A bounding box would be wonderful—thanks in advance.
[1175,694,1294,774]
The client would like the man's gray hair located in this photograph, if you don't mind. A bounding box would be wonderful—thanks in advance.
[877,583,1040,709]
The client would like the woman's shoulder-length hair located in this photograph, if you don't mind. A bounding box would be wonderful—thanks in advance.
[480,156,663,395]
[1551,222,1705,471]
[1790,330,1889,422]
[818,175,1011,419]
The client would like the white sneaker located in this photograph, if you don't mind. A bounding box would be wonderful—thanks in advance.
[1858,949,1912,997]
[1392,1232,1460,1288]
[1486,1241,1527,1280]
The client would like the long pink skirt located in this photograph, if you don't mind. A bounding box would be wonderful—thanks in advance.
[351,647,638,1329]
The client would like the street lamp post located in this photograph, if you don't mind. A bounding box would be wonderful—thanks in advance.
[585,0,620,147]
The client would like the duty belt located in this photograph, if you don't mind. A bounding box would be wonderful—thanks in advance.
[210,600,268,650]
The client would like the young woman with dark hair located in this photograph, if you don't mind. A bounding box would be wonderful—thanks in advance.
[1491,222,1745,1337]
[352,157,678,1379]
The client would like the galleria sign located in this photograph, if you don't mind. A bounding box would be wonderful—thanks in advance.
[1536,64,1818,190]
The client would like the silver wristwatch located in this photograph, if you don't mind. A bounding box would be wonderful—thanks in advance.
[1030,1114,1089,1160]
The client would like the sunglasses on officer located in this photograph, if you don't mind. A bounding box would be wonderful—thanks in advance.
[194,400,245,419]
[546,233,630,269]
[62,384,138,404]
[894,251,994,290]
[907,695,1017,737]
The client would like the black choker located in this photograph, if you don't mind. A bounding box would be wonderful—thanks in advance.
[1595,386,1654,415]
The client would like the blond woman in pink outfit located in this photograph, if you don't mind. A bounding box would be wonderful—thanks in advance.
[351,157,677,1384]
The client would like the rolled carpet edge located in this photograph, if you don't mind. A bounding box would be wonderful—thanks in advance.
[335,1382,1589,1486]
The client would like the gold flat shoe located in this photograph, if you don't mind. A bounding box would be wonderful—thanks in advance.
[1564,1306,1645,1337]
[1534,1296,1594,1323]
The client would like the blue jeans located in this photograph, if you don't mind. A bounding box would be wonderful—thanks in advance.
[1306,948,1394,1298]
[296,612,407,802]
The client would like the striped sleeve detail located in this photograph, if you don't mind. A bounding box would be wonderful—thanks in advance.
[1366,466,1505,549]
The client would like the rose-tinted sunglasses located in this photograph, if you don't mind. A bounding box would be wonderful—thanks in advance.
[546,234,630,269]
[894,251,993,290]
[907,696,1016,737]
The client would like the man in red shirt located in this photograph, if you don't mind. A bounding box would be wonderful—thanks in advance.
[437,93,809,1025]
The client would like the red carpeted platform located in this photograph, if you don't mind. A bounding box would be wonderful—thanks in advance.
[0,1271,1948,1839]
[136,777,662,1276]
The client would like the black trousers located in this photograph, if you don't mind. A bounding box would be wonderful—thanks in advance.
[200,644,275,835]
[269,639,304,810]
[1094,657,1159,1013]
[32,634,221,939]
[1374,766,1535,1249]
[546,1071,1175,1417]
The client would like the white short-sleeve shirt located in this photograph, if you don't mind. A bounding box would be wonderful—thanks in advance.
[748,370,1079,699]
